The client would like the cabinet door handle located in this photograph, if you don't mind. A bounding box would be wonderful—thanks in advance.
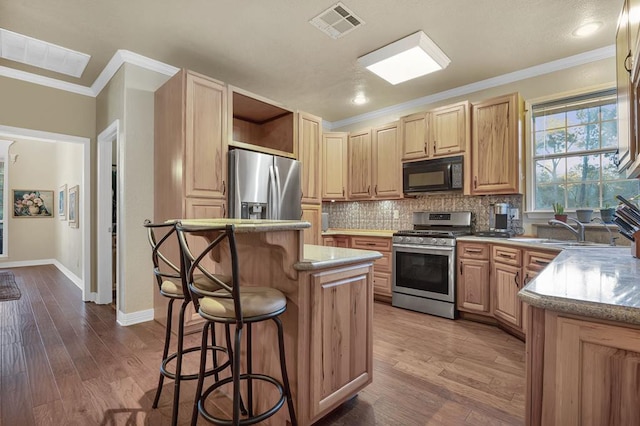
[367,185,371,195]
[459,262,463,275]
[533,259,550,265]
[222,204,226,218]
[498,253,516,259]
[625,51,632,74]
[465,248,482,253]
[433,141,436,153]
[374,185,378,195]
[342,187,345,197]
[474,176,478,189]
[514,271,520,287]
[222,180,226,195]
[424,142,427,153]
[523,273,530,285]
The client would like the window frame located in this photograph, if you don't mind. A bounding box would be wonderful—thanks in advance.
[524,84,628,219]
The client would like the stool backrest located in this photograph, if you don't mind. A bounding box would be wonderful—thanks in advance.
[175,223,244,325]
[144,220,189,299]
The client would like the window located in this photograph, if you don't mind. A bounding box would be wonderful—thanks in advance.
[531,89,640,211]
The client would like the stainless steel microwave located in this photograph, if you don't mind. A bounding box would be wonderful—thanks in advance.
[402,155,463,195]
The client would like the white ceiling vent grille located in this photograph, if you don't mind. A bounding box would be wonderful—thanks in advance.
[0,28,90,78]
[310,2,364,39]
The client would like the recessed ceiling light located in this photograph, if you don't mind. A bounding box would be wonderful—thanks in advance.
[358,31,450,85]
[572,22,602,37]
[352,93,368,105]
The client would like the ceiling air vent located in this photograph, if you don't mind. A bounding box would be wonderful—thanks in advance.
[0,28,90,78]
[310,2,365,39]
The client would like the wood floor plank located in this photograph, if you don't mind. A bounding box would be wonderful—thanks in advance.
[0,266,526,425]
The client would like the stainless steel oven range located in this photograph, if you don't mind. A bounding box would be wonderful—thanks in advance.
[392,211,472,319]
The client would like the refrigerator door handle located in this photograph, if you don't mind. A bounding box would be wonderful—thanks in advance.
[268,165,277,219]
[274,165,282,219]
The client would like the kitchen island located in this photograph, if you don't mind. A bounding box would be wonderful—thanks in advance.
[176,219,381,426]
[518,247,640,426]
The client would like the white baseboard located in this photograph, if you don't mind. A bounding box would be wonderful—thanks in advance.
[52,260,83,290]
[0,258,86,293]
[117,308,154,326]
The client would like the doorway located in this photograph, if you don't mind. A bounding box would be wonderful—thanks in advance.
[97,120,119,305]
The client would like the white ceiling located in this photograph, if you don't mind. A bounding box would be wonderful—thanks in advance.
[0,0,622,122]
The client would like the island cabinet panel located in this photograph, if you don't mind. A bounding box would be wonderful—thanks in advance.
[322,132,348,200]
[535,314,640,426]
[400,112,429,160]
[347,129,373,199]
[372,122,402,199]
[432,101,468,156]
[299,112,322,204]
[471,93,522,195]
[309,264,373,422]
[185,71,228,199]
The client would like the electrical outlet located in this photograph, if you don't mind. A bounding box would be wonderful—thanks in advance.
[511,208,519,220]
[393,210,400,219]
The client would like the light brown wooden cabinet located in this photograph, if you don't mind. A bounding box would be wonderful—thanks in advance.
[322,235,349,248]
[492,245,523,330]
[322,132,348,200]
[351,236,392,299]
[302,204,321,245]
[309,263,373,421]
[527,309,640,425]
[347,129,373,199]
[400,112,429,160]
[617,0,637,174]
[299,112,322,204]
[431,101,469,156]
[154,69,228,333]
[457,242,491,314]
[371,122,402,199]
[471,93,523,195]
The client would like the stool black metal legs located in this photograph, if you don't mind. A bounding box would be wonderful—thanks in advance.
[274,316,297,426]
[152,298,175,409]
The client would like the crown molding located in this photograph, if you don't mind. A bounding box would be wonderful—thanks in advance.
[91,49,179,96]
[327,44,616,130]
[1,50,180,98]
[0,65,94,96]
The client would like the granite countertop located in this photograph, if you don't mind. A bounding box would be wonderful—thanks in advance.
[175,218,310,232]
[322,229,396,238]
[457,235,563,252]
[518,247,640,325]
[295,244,382,271]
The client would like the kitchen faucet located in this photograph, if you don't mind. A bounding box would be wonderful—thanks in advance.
[590,217,617,246]
[548,217,585,242]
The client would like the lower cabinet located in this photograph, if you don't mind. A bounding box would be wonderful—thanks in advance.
[301,204,321,245]
[322,235,349,248]
[350,236,392,300]
[308,263,373,421]
[457,242,491,314]
[528,309,640,425]
[492,261,523,328]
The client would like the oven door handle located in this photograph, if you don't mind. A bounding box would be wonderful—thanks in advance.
[393,244,454,253]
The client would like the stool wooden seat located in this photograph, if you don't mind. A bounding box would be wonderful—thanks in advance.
[144,220,233,426]
[176,222,297,426]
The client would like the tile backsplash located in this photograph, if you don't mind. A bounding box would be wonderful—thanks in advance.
[323,194,523,232]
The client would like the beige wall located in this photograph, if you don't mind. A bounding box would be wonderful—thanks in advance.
[4,139,83,275]
[96,63,171,314]
[333,58,615,132]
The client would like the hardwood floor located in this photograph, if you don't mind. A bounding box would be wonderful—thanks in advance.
[0,265,525,425]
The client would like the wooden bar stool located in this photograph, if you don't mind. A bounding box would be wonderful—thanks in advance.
[176,222,297,426]
[144,220,234,426]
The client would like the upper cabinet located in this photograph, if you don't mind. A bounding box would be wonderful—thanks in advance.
[299,112,322,204]
[347,129,373,199]
[372,122,402,199]
[432,101,469,156]
[400,112,429,160]
[617,0,640,177]
[228,86,295,158]
[322,132,348,201]
[400,101,469,162]
[471,93,523,195]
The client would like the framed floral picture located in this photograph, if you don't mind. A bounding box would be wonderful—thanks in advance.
[58,184,67,220]
[13,190,54,218]
[68,185,79,228]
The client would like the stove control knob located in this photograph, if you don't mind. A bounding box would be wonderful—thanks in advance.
[396,236,404,243]
[417,237,424,244]
[437,239,446,245]
[430,238,437,245]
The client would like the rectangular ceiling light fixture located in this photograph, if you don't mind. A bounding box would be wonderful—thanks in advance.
[0,28,90,78]
[358,31,450,85]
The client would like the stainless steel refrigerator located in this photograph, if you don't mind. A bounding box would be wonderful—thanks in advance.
[228,149,302,220]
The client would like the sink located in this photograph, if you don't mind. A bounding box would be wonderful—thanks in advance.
[508,238,552,243]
